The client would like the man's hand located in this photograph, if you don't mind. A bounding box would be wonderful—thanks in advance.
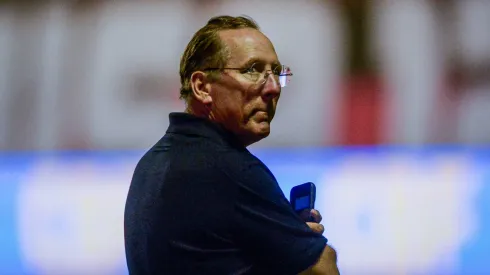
[300,209,340,274]
[306,209,324,234]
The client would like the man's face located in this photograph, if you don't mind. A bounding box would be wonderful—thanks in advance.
[208,28,282,146]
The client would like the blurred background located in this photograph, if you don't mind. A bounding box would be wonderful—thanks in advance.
[0,0,489,274]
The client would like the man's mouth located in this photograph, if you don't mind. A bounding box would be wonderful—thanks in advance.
[252,111,269,122]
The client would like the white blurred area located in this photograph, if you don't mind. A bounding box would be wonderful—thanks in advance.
[0,0,489,150]
[319,153,479,274]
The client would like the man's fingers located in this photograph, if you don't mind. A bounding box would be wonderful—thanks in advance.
[310,209,322,223]
[306,222,324,234]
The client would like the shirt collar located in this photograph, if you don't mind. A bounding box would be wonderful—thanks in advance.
[166,112,245,149]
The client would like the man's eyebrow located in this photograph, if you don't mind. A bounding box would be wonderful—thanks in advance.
[240,57,260,68]
[240,58,282,68]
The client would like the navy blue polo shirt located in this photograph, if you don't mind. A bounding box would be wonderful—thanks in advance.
[124,112,327,275]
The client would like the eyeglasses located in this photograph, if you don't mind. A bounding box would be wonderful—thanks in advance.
[204,63,293,88]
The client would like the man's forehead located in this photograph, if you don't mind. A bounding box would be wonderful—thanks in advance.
[219,28,278,66]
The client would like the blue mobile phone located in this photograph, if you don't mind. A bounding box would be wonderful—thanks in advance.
[290,182,316,222]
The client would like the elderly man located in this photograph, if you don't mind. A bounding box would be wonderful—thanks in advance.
[124,15,339,275]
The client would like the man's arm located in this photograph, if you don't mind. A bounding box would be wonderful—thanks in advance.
[299,245,340,275]
[224,157,334,274]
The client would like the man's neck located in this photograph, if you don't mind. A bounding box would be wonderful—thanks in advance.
[184,108,256,148]
[185,101,209,118]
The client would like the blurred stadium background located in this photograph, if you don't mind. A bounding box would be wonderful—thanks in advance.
[0,0,489,274]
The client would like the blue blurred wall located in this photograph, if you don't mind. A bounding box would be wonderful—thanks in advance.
[0,147,489,274]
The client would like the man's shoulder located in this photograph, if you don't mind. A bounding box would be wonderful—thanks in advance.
[132,133,272,188]
[162,132,255,161]
[135,135,245,174]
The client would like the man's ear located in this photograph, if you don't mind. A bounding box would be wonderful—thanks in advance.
[190,71,213,105]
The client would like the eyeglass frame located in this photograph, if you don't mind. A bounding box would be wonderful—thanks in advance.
[201,62,293,88]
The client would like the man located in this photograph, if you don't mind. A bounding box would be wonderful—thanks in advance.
[124,15,339,274]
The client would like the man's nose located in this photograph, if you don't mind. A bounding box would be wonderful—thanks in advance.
[261,73,281,99]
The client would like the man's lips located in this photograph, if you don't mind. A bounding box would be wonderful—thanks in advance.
[252,110,269,122]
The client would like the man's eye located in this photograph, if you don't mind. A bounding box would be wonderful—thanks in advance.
[244,67,255,73]
[244,66,259,74]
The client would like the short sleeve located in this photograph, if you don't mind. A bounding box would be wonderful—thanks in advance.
[229,161,328,275]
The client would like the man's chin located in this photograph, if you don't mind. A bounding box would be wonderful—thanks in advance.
[238,121,269,145]
[251,121,271,138]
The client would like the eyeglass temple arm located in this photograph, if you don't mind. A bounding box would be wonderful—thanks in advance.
[204,68,293,76]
